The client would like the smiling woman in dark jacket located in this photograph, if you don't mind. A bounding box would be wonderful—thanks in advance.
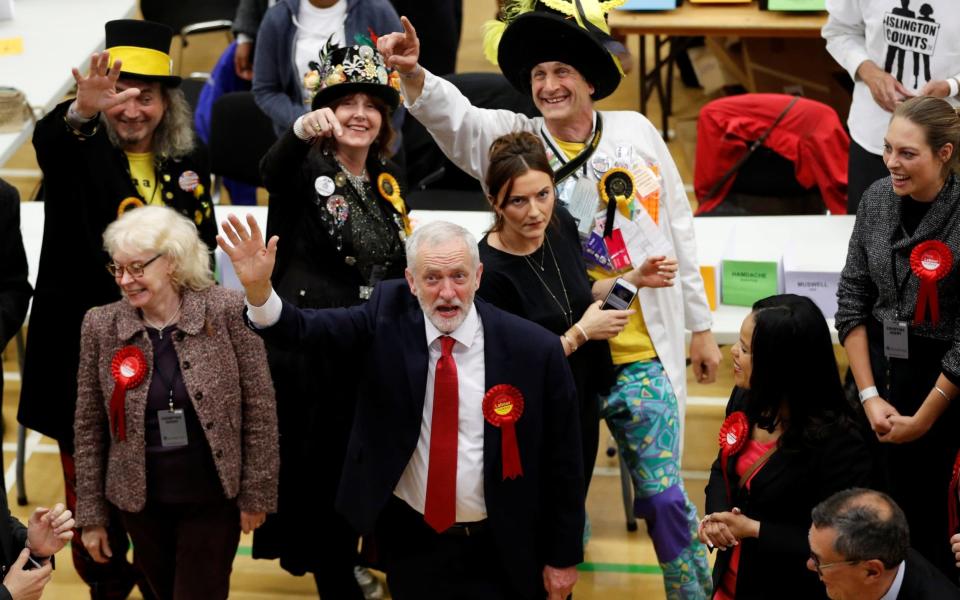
[836,96,960,577]
[701,294,872,600]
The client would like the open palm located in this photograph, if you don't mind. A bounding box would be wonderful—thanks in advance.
[72,52,141,117]
[217,214,278,303]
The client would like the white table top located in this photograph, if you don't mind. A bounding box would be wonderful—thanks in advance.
[16,204,849,343]
[0,0,137,165]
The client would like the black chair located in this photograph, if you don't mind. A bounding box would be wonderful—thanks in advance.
[139,0,238,73]
[402,72,540,212]
[208,91,276,201]
[180,72,210,116]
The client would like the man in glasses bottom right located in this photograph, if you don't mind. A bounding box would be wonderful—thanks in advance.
[808,488,960,600]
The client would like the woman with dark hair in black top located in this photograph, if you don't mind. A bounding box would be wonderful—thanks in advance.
[475,131,675,491]
[701,294,872,600]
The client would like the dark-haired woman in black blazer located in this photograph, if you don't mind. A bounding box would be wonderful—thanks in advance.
[701,294,872,600]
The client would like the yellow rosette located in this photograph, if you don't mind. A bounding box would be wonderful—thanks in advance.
[598,167,635,219]
[377,173,410,235]
[117,196,144,218]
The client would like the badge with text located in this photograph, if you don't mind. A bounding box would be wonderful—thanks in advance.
[178,170,199,192]
[158,409,189,447]
[718,411,749,500]
[583,231,614,270]
[910,240,952,326]
[483,384,525,480]
[315,175,336,197]
[883,319,909,360]
[604,228,632,270]
[110,346,148,441]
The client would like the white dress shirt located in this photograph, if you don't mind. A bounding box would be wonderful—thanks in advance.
[394,303,487,522]
[246,289,488,522]
[880,560,905,600]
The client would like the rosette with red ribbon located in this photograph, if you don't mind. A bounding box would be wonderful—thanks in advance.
[718,411,749,500]
[910,240,953,326]
[949,450,960,536]
[483,384,525,480]
[110,346,147,441]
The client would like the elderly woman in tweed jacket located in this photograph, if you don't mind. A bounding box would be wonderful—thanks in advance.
[836,96,960,577]
[73,206,278,600]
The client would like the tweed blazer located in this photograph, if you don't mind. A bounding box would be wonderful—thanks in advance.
[73,285,278,527]
[836,174,960,381]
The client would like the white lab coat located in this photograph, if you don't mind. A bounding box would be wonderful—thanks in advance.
[405,70,713,423]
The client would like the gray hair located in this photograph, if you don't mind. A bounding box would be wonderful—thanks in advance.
[102,85,196,160]
[810,488,909,569]
[103,205,214,292]
[405,221,480,271]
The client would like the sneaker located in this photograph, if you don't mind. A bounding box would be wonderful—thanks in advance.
[354,566,385,600]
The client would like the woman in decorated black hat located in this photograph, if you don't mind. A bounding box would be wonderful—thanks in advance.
[250,39,406,599]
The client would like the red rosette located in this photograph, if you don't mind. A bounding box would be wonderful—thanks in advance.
[483,384,525,480]
[718,411,749,501]
[949,450,960,537]
[109,346,147,441]
[910,240,953,325]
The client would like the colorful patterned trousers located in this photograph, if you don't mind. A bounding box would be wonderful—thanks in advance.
[601,359,713,599]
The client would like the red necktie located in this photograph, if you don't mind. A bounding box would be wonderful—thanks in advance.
[424,335,458,533]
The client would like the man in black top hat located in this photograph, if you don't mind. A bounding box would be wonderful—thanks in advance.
[18,19,216,600]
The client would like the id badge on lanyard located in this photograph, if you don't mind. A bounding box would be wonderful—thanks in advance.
[158,409,188,447]
[882,319,909,360]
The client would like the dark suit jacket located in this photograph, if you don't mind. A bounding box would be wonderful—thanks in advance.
[0,180,31,400]
[898,548,960,599]
[253,279,585,598]
[705,388,873,599]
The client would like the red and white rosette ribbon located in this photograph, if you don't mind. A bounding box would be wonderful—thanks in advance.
[910,240,952,326]
[483,384,525,480]
[109,346,147,441]
[949,449,960,536]
[718,411,749,501]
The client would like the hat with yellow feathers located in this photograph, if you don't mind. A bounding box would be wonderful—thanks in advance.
[483,0,626,101]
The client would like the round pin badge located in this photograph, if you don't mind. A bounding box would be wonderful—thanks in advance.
[178,170,199,192]
[591,153,611,179]
[315,175,336,197]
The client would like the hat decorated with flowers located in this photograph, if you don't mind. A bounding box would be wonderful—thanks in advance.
[304,35,401,111]
[482,0,626,100]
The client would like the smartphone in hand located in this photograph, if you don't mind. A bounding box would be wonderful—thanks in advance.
[601,278,638,310]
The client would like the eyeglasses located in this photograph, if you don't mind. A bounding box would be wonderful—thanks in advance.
[809,553,860,576]
[107,254,163,279]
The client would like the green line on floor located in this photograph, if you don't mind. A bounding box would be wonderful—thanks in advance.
[578,562,663,575]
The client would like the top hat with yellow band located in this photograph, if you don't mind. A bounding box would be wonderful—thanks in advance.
[105,19,181,86]
[482,0,625,101]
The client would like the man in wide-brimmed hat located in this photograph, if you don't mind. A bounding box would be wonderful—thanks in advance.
[19,18,218,600]
[379,2,718,597]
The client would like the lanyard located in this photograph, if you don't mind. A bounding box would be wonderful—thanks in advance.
[151,337,179,412]
[541,113,604,186]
